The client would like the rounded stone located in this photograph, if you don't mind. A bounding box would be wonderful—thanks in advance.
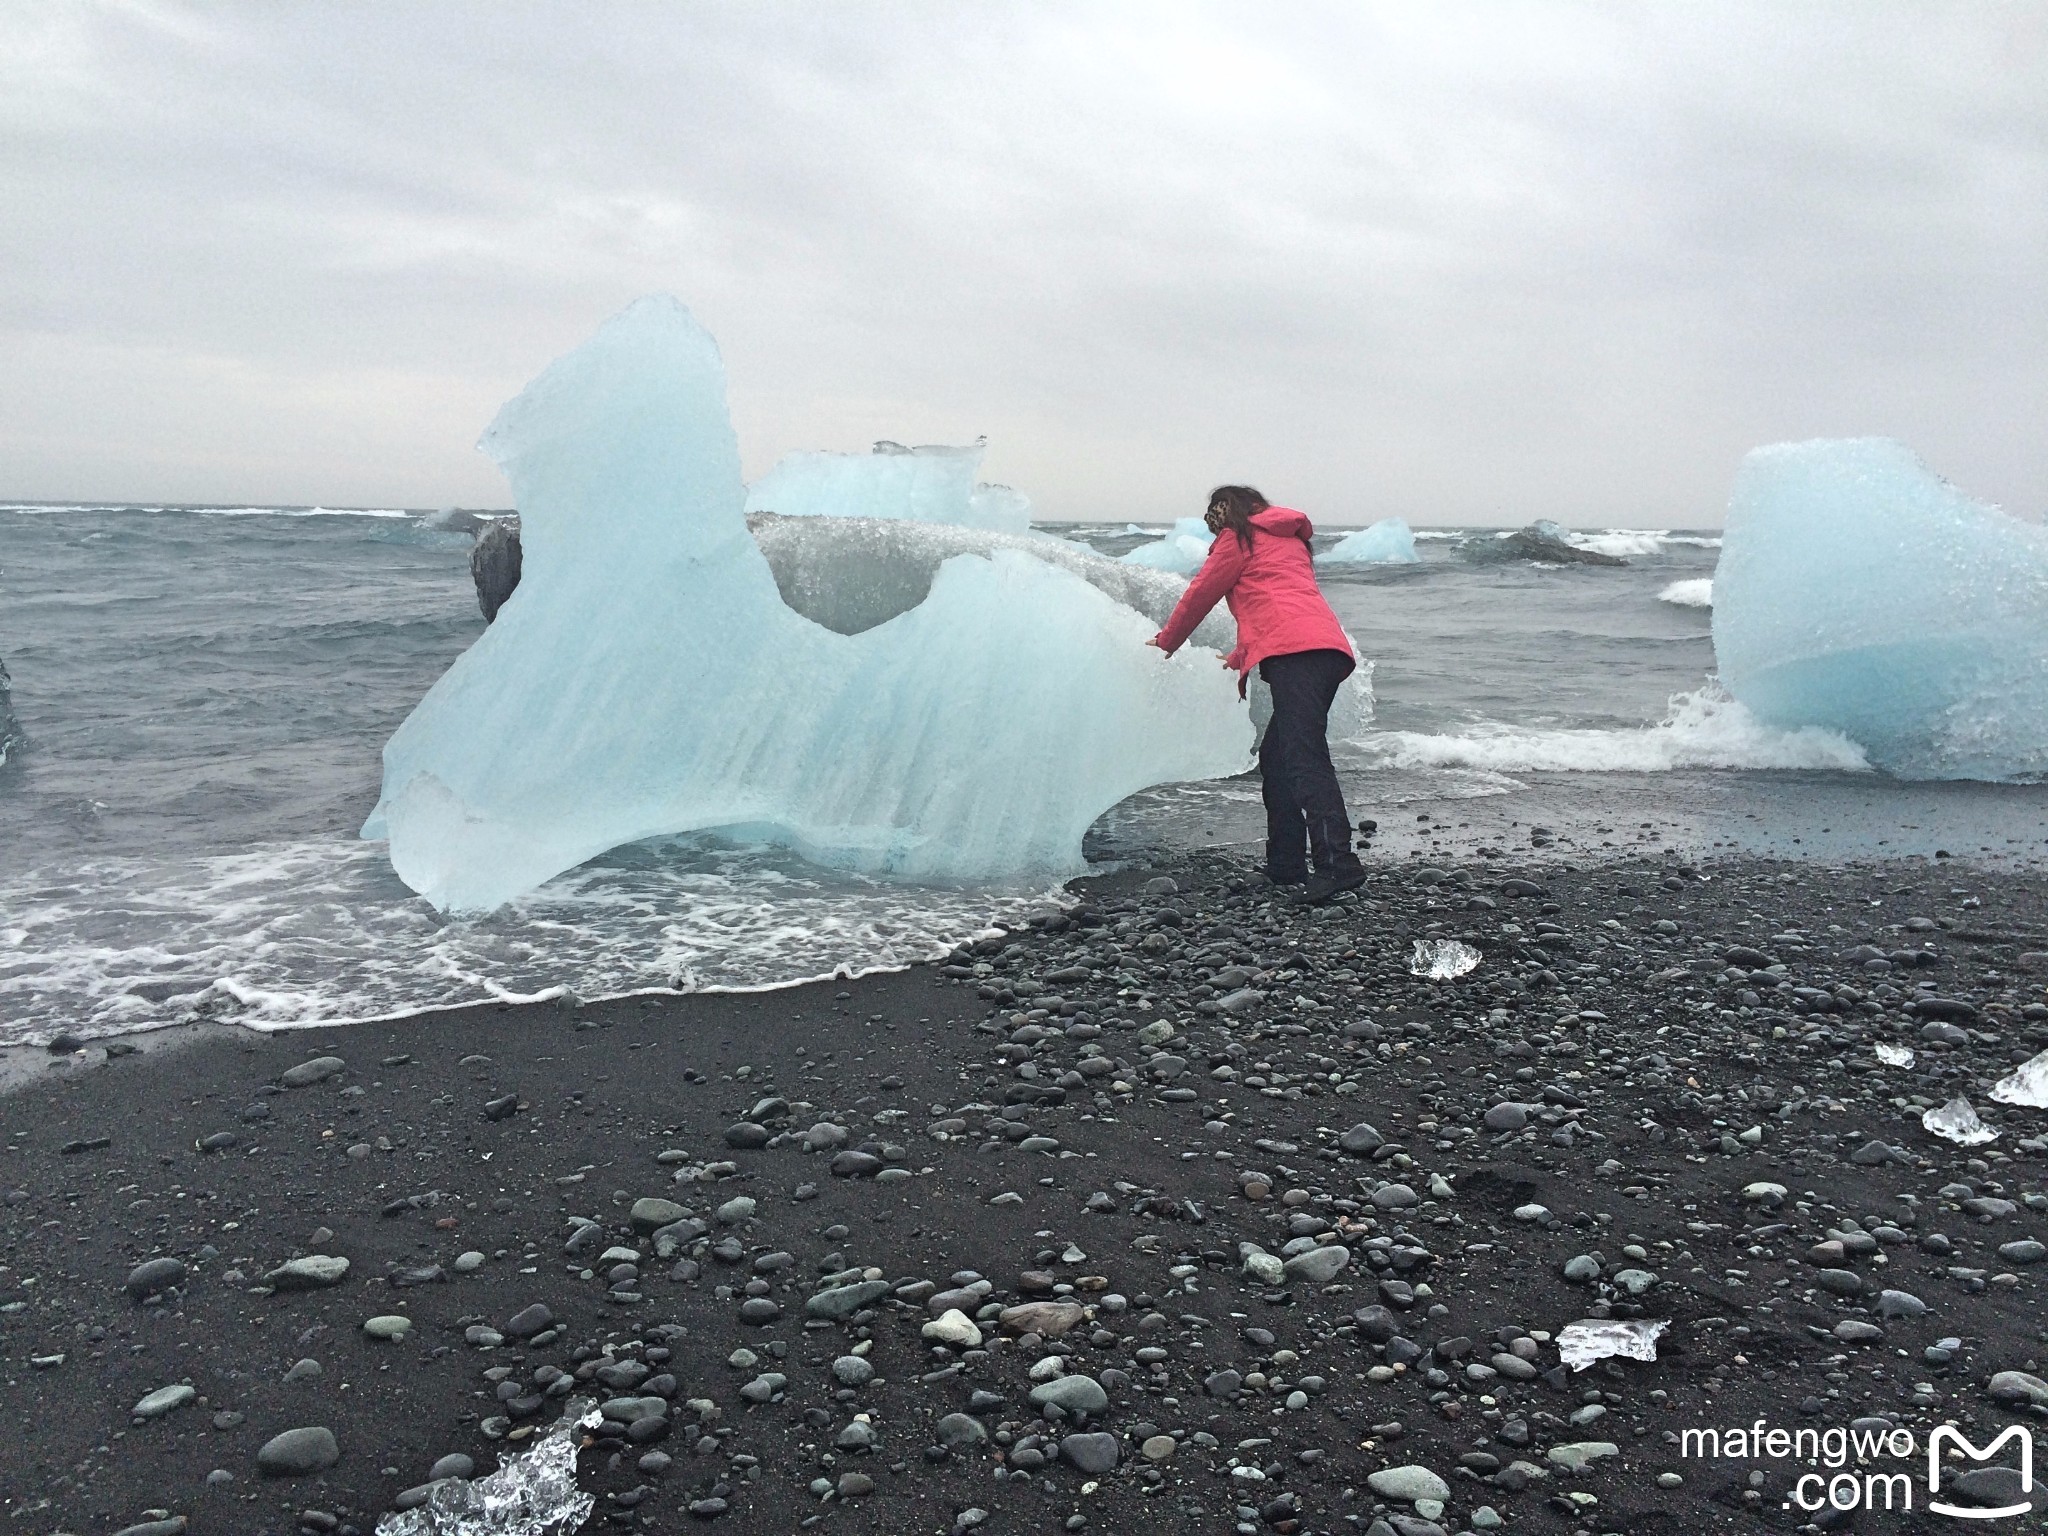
[831,1355,875,1387]
[630,1197,687,1233]
[256,1425,340,1476]
[1061,1431,1119,1474]
[1483,1102,1529,1131]
[1029,1373,1109,1417]
[935,1412,987,1448]
[1141,1434,1177,1462]
[363,1315,412,1341]
[1367,1465,1450,1503]
[131,1383,197,1419]
[124,1257,188,1298]
[1282,1245,1352,1284]
[280,1056,347,1088]
[429,1453,474,1481]
[922,1309,983,1349]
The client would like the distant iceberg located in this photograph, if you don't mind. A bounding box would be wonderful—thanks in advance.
[361,297,1253,913]
[744,439,1034,536]
[1321,518,1420,565]
[1715,438,2048,780]
[1120,517,1213,575]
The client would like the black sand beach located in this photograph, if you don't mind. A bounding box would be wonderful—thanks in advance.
[7,850,2048,1536]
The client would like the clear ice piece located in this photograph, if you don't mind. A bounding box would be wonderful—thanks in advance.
[1922,1095,1999,1145]
[1409,939,1481,980]
[1557,1318,1667,1372]
[1320,518,1420,564]
[1875,1042,1915,1068]
[744,438,1034,535]
[375,1403,599,1535]
[362,297,1254,912]
[1715,438,2048,780]
[1120,517,1213,574]
[1989,1049,2048,1109]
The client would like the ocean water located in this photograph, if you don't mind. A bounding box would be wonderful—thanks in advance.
[4,504,2046,1047]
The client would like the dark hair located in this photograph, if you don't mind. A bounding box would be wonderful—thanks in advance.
[1205,484,1268,549]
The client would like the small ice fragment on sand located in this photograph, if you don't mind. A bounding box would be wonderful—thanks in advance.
[1557,1318,1668,1372]
[1990,1049,2048,1109]
[1922,1096,1999,1145]
[1409,939,1481,980]
[1875,1042,1915,1068]
[375,1402,599,1535]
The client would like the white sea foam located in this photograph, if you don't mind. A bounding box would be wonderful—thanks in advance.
[1570,529,1724,558]
[1658,579,1713,608]
[0,836,1065,1047]
[1356,684,1869,775]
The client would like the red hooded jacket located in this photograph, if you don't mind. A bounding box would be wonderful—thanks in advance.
[1153,506,1353,684]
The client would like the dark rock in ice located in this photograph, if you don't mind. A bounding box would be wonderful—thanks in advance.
[471,516,522,623]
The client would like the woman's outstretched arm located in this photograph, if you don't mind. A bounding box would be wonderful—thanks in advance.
[1152,534,1251,654]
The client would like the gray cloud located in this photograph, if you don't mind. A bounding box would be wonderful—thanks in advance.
[1,0,2041,523]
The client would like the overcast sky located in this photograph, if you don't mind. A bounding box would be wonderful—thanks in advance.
[2,2,2042,525]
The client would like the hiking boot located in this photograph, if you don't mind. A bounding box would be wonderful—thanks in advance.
[1299,864,1366,905]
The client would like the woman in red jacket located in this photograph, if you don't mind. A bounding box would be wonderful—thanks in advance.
[1149,485,1366,902]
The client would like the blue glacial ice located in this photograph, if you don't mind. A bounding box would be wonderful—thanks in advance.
[744,439,1034,535]
[745,510,1373,747]
[1120,517,1213,574]
[1715,438,2048,780]
[361,297,1254,912]
[1320,517,1420,565]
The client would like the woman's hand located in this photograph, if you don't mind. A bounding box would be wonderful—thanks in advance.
[1146,637,1165,650]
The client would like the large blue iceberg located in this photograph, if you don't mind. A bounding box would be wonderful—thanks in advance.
[1715,438,2048,781]
[1320,517,1420,565]
[362,298,1254,911]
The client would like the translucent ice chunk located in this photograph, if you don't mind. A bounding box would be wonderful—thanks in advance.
[1321,518,1420,565]
[1922,1095,1999,1145]
[375,1403,598,1535]
[744,439,1033,535]
[1989,1049,2048,1109]
[1409,939,1481,979]
[746,512,1236,647]
[745,511,1373,746]
[1120,517,1213,574]
[1716,439,2048,780]
[362,297,1254,912]
[1875,1041,1916,1068]
[1557,1318,1667,1372]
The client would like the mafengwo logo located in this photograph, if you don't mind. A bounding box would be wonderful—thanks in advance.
[1680,1420,2036,1517]
[1928,1426,2034,1521]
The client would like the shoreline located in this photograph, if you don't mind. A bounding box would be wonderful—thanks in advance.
[6,848,2048,1534]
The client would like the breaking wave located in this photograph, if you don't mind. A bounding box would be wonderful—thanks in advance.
[1355,684,1868,775]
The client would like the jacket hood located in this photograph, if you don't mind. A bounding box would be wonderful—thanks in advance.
[1250,506,1313,539]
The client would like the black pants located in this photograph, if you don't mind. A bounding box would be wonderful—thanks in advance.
[1258,648,1360,880]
